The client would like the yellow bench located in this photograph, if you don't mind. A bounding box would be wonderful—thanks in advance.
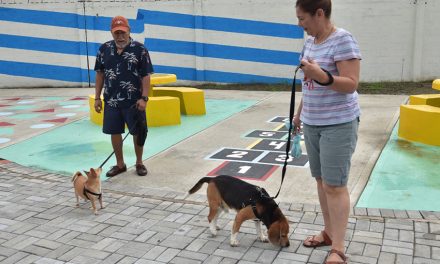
[409,94,440,107]
[153,87,206,115]
[398,79,440,146]
[399,105,440,146]
[88,95,181,127]
[433,79,440,90]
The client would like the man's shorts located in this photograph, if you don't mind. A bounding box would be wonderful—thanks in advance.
[302,118,359,187]
[103,105,147,135]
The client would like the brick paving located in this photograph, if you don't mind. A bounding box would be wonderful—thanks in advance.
[1,161,439,264]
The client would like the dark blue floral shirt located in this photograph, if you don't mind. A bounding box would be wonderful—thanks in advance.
[94,38,154,108]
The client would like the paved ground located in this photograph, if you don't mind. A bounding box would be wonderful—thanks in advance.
[1,161,440,264]
[0,88,440,263]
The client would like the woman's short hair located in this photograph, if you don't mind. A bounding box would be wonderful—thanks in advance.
[296,0,332,18]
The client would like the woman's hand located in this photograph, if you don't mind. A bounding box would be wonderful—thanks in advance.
[293,115,301,133]
[300,59,329,84]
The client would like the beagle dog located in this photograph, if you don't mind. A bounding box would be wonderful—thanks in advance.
[189,175,290,247]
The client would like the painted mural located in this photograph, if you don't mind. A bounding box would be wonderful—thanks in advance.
[0,3,303,87]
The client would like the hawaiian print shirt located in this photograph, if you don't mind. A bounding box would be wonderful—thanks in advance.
[94,38,154,108]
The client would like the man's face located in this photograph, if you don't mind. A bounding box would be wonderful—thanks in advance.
[112,30,130,49]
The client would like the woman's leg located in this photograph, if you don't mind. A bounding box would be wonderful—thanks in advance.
[317,179,332,238]
[323,183,350,262]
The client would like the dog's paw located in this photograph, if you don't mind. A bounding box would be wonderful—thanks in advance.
[258,235,269,243]
[209,229,217,237]
[230,239,240,247]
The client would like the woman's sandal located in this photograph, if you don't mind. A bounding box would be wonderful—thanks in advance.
[324,249,348,264]
[303,230,332,248]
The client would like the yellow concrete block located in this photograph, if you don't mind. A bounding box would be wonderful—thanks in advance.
[433,79,440,91]
[153,87,206,115]
[89,95,104,125]
[398,104,440,146]
[88,95,180,127]
[146,96,181,127]
[409,94,440,107]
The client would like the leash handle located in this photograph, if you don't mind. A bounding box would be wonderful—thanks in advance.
[272,65,302,199]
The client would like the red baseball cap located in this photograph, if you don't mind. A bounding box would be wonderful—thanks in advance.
[111,16,130,33]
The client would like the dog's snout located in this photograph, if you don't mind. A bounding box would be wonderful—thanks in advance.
[284,241,290,247]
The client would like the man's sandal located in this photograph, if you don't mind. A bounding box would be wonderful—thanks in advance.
[324,249,348,264]
[303,230,332,248]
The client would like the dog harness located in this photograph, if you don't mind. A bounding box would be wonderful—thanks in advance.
[83,185,102,200]
[242,186,278,228]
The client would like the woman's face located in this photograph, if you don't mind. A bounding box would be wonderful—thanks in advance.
[296,7,318,37]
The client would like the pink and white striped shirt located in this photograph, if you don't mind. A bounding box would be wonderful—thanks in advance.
[299,28,362,126]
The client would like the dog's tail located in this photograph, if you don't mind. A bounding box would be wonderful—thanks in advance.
[71,171,82,182]
[188,177,213,194]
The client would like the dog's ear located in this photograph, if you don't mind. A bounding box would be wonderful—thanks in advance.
[267,222,281,246]
[89,168,97,177]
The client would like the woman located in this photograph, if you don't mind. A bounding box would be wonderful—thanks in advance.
[294,0,361,263]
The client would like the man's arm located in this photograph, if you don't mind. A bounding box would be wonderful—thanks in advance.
[136,74,151,111]
[94,71,104,113]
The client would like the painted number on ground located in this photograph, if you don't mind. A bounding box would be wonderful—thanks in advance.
[245,130,287,140]
[207,148,264,162]
[251,139,288,152]
[256,152,309,167]
[207,161,278,180]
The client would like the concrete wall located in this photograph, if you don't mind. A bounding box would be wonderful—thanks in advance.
[0,0,439,88]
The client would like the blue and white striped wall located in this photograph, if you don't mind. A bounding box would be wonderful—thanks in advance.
[0,2,304,88]
[2,0,440,87]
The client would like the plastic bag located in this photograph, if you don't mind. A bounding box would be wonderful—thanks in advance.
[284,121,302,158]
[291,134,302,158]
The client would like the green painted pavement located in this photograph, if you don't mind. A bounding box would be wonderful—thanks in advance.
[356,122,440,211]
[0,128,14,135]
[0,99,256,179]
[6,105,36,110]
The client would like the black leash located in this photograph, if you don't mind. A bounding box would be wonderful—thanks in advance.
[98,104,145,169]
[98,132,131,169]
[272,65,302,199]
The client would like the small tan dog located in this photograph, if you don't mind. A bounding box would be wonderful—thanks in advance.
[72,168,103,215]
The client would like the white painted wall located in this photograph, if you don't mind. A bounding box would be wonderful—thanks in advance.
[332,0,440,82]
[0,0,439,88]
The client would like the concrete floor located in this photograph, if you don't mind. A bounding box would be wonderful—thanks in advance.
[0,88,409,209]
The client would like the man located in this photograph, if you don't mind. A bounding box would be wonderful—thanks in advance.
[94,16,153,177]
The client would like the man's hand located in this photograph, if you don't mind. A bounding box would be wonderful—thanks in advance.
[94,99,102,113]
[136,99,147,111]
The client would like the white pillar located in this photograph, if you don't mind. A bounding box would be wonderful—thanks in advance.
[412,0,426,81]
[194,0,205,81]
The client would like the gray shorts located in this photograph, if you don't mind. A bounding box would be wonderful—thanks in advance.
[303,118,359,186]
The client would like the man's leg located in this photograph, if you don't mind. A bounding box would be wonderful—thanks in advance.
[111,134,125,168]
[133,135,143,165]
[133,136,148,176]
[323,183,350,262]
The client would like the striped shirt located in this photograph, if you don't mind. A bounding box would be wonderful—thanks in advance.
[299,28,362,126]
